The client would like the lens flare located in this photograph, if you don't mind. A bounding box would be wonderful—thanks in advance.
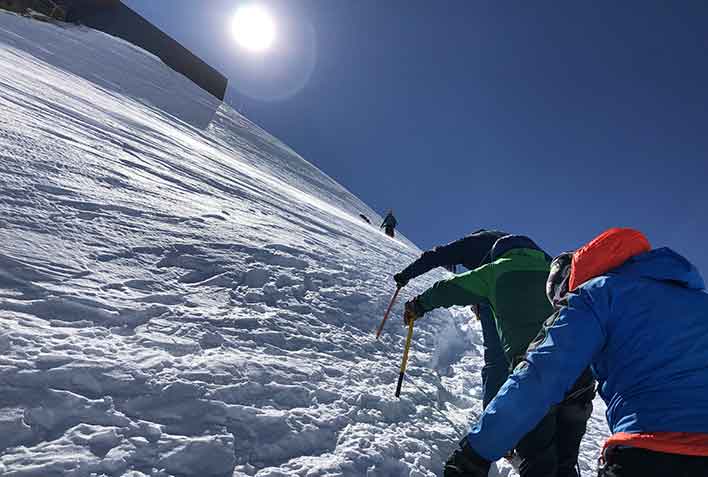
[232,5,276,52]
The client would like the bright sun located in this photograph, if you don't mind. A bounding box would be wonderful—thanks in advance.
[232,5,276,53]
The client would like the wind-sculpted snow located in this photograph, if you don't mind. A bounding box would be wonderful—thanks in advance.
[0,11,608,477]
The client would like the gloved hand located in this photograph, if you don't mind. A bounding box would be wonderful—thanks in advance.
[444,437,491,477]
[393,272,409,288]
[403,300,421,326]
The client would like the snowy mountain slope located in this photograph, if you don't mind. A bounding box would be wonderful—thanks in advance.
[0,11,608,477]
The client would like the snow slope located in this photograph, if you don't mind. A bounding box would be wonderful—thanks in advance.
[0,11,608,477]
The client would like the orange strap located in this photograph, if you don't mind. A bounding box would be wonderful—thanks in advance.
[603,432,708,458]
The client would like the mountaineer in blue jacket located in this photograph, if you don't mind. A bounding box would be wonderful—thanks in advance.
[444,228,708,477]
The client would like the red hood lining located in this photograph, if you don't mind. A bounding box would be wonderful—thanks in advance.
[569,228,651,291]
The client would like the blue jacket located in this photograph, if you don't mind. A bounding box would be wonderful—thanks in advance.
[467,247,708,460]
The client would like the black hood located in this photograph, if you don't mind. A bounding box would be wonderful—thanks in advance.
[465,229,507,267]
[490,235,549,261]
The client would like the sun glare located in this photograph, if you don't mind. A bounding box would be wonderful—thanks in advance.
[232,5,276,53]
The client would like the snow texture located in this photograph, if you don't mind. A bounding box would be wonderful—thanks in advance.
[0,11,609,477]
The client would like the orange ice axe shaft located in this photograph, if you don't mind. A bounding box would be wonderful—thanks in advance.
[375,286,401,339]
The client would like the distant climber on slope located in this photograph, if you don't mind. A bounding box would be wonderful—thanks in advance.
[402,234,595,477]
[393,229,510,409]
[440,228,708,477]
[380,210,397,238]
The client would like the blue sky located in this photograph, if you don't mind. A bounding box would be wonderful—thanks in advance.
[124,0,708,273]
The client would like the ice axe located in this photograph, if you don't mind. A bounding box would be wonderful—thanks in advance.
[395,320,415,397]
[375,285,401,339]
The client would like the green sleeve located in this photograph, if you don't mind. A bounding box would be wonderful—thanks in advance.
[416,265,492,314]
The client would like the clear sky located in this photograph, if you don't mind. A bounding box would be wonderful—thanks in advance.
[124,0,708,274]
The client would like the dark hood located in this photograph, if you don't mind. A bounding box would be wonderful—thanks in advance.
[491,235,551,262]
[461,229,507,268]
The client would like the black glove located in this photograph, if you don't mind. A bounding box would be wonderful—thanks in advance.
[404,299,423,326]
[444,438,491,477]
[393,272,409,288]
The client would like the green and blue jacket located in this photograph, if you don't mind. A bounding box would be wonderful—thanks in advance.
[413,236,553,363]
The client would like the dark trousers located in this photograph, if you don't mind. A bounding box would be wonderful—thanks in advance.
[516,401,592,477]
[477,302,509,408]
[384,226,395,237]
[598,447,708,477]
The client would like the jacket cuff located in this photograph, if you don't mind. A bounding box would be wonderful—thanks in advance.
[459,436,492,470]
[412,298,427,317]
